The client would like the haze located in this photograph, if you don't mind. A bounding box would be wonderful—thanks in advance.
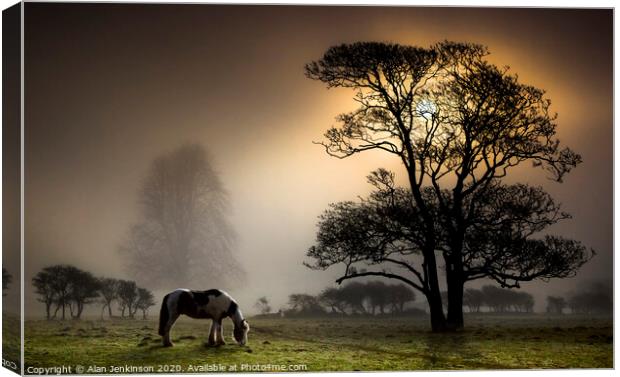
[16,5,612,316]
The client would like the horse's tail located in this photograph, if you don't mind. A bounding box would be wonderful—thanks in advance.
[158,294,170,336]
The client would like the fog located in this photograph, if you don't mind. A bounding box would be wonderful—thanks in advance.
[15,5,612,317]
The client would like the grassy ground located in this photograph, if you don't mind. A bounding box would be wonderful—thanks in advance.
[23,314,612,373]
[2,312,22,374]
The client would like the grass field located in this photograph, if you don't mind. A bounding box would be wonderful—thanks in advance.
[22,314,612,373]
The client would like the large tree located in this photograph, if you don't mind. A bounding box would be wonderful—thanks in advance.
[119,144,244,289]
[305,41,590,331]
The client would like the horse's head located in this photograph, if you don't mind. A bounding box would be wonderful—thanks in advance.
[233,319,250,346]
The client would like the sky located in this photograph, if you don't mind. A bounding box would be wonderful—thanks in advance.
[14,4,613,316]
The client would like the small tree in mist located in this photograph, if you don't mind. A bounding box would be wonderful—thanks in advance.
[119,144,244,289]
[99,278,120,319]
[463,288,484,313]
[254,296,272,315]
[386,284,416,314]
[136,287,156,319]
[319,287,348,314]
[568,281,612,315]
[546,296,567,314]
[287,294,326,316]
[305,41,590,331]
[117,280,139,318]
[67,269,101,319]
[33,265,101,320]
[2,268,12,296]
[32,269,56,320]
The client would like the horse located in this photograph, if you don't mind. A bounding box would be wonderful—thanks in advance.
[158,288,250,347]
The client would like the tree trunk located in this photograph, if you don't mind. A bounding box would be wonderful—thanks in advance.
[108,301,113,318]
[446,272,464,330]
[426,292,447,332]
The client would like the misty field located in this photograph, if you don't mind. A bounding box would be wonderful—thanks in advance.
[22,314,612,373]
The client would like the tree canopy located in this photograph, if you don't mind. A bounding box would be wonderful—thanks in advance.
[305,41,591,331]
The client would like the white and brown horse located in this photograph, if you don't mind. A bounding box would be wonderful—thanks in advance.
[158,289,249,347]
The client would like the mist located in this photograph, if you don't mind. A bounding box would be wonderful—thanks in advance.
[17,4,612,318]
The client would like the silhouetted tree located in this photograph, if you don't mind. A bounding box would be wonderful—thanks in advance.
[305,41,589,331]
[254,296,272,315]
[33,265,101,320]
[2,268,11,296]
[119,144,243,289]
[117,280,139,318]
[67,269,100,319]
[546,296,567,314]
[136,287,156,319]
[32,269,56,320]
[99,278,120,319]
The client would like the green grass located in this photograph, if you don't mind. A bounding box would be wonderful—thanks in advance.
[23,314,612,373]
[3,312,22,374]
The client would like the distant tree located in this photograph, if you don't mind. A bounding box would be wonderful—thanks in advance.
[365,281,389,315]
[481,285,511,313]
[119,144,244,289]
[33,265,101,320]
[2,268,12,296]
[319,287,348,314]
[512,291,534,313]
[136,287,156,319]
[568,281,612,315]
[305,41,589,331]
[386,284,416,314]
[117,280,139,318]
[339,282,369,314]
[463,288,484,313]
[32,269,56,320]
[66,269,100,319]
[254,296,272,315]
[287,294,325,316]
[546,296,567,314]
[99,278,120,319]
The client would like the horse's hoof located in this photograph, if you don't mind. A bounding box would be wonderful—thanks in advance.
[163,342,174,347]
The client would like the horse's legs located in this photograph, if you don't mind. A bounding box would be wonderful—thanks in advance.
[162,312,180,347]
[215,319,226,346]
[207,320,217,346]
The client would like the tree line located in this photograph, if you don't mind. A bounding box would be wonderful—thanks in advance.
[546,281,612,315]
[460,285,534,313]
[257,281,420,317]
[32,265,156,320]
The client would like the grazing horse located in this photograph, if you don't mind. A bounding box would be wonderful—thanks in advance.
[158,288,250,347]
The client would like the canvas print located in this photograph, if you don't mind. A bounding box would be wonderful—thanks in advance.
[2,3,613,374]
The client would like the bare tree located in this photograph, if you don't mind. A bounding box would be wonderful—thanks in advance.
[305,41,588,331]
[119,144,243,289]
